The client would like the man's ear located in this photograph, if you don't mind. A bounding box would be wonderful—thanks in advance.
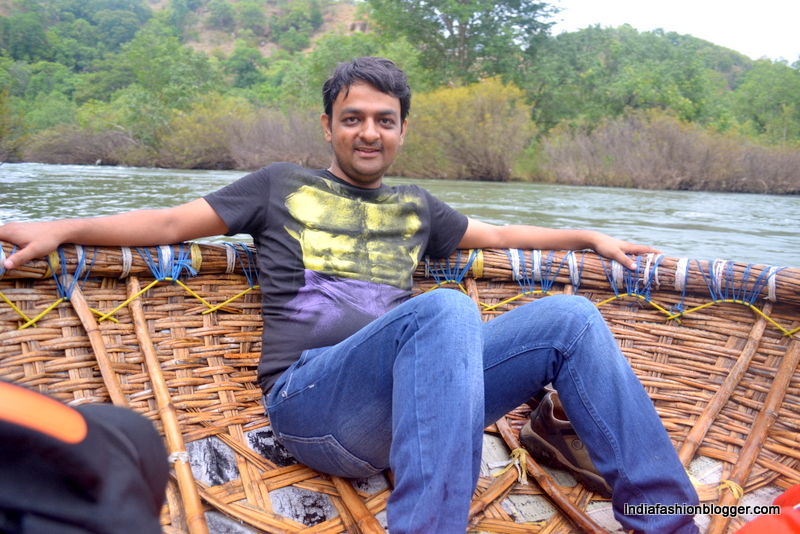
[399,118,408,146]
[321,113,332,142]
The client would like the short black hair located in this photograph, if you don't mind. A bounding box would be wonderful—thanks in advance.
[322,57,411,123]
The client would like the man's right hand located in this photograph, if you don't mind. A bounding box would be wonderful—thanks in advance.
[1,199,229,271]
[0,220,71,270]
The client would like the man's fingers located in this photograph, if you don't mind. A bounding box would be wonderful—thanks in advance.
[3,248,33,270]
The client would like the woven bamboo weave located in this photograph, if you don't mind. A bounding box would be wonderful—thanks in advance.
[1,241,799,534]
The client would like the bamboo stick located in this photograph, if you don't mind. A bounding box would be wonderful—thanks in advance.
[126,276,209,534]
[706,338,800,534]
[468,468,518,521]
[677,301,772,465]
[329,475,386,534]
[69,283,128,407]
[494,416,606,534]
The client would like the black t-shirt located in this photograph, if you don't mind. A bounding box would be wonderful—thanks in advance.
[205,163,469,392]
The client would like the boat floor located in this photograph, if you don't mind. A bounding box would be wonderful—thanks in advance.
[185,427,780,533]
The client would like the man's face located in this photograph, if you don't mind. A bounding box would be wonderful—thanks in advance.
[322,82,407,189]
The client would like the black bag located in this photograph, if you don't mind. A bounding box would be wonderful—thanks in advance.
[0,382,168,534]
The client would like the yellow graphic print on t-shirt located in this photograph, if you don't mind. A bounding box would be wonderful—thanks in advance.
[284,181,422,289]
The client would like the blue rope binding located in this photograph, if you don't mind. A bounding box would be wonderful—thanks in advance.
[425,249,478,286]
[225,242,259,288]
[135,244,198,281]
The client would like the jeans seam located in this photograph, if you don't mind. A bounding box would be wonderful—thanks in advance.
[565,315,652,509]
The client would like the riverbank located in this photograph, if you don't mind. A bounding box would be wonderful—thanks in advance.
[14,109,800,196]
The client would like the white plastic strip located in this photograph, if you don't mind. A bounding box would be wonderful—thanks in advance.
[767,266,779,302]
[712,259,728,296]
[226,244,236,274]
[74,245,86,278]
[567,252,580,288]
[119,247,132,279]
[532,250,542,282]
[158,245,172,277]
[674,258,689,292]
[612,261,624,290]
[509,249,521,281]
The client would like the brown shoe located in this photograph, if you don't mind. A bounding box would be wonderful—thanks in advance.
[520,391,613,497]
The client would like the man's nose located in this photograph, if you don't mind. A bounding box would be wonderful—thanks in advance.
[360,119,380,143]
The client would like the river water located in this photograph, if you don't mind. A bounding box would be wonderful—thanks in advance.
[1,162,798,267]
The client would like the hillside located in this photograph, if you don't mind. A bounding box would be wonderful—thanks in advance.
[152,0,366,58]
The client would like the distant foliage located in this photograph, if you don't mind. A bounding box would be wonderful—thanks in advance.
[536,110,800,194]
[206,0,235,31]
[268,1,324,53]
[368,0,556,84]
[1,0,799,192]
[395,78,536,181]
[733,59,800,145]
[235,1,268,35]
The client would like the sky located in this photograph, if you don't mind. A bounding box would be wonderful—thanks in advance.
[549,0,800,63]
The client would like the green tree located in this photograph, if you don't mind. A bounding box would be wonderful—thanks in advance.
[48,18,102,70]
[206,0,235,31]
[21,60,77,100]
[224,40,268,88]
[521,25,736,130]
[22,91,78,131]
[367,0,556,83]
[733,59,800,144]
[1,12,52,62]
[0,57,26,160]
[111,24,224,145]
[93,9,142,50]
[73,53,137,103]
[269,2,319,53]
[236,2,267,35]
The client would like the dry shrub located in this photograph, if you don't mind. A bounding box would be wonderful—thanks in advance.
[157,95,254,169]
[538,110,800,194]
[227,108,331,171]
[21,125,137,165]
[394,78,537,181]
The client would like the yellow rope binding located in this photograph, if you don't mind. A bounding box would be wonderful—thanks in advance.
[0,291,35,326]
[492,447,529,485]
[41,251,60,279]
[470,249,484,279]
[190,243,203,273]
[717,479,744,499]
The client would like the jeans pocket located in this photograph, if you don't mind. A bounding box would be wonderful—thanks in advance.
[277,432,381,479]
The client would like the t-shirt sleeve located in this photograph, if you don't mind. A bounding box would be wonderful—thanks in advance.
[203,167,272,236]
[422,189,469,258]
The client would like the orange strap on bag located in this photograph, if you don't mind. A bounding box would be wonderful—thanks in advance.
[0,381,87,444]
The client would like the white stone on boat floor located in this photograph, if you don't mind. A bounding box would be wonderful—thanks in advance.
[270,485,338,525]
[186,436,240,487]
[204,511,257,534]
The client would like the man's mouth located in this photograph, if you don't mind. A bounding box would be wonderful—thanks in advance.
[355,147,381,155]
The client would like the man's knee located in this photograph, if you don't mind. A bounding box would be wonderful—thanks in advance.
[533,294,602,323]
[410,289,480,321]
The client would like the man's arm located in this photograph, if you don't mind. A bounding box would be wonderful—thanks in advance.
[0,198,228,270]
[457,218,658,270]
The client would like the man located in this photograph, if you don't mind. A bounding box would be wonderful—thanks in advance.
[0,57,698,533]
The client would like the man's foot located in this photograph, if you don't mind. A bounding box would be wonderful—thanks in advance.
[520,391,613,498]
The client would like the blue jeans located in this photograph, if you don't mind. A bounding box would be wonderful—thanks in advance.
[266,290,698,534]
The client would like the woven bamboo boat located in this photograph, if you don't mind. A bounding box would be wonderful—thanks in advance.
[1,240,799,534]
